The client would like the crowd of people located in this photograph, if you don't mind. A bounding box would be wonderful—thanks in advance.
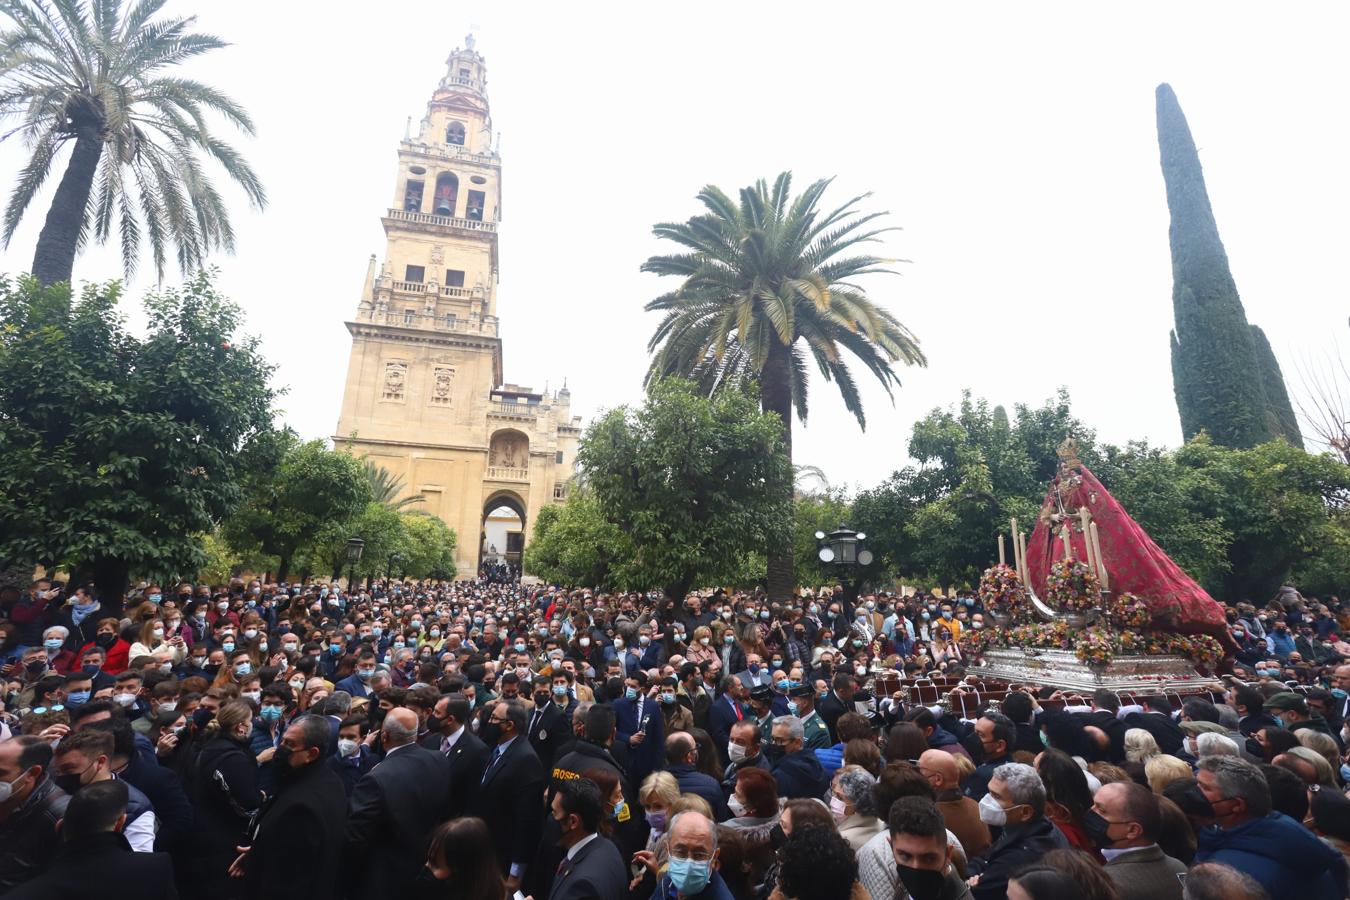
[0,574,1347,899]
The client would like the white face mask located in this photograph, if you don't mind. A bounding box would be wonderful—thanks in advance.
[242,691,261,704]
[289,678,305,691]
[0,769,29,804]
[580,638,591,648]
[727,794,747,817]
[113,692,137,707]
[727,741,747,763]
[338,738,360,758]
[978,792,1013,826]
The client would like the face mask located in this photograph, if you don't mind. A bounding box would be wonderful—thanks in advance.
[748,663,759,674]
[191,656,207,669]
[114,692,137,707]
[667,857,712,895]
[43,638,63,651]
[357,667,376,681]
[787,701,799,716]
[1233,630,1245,639]
[218,602,230,612]
[614,638,625,650]
[24,659,47,676]
[282,641,298,653]
[339,738,360,757]
[1081,809,1117,849]
[896,864,947,900]
[625,687,638,701]
[243,629,258,640]
[978,792,1012,826]
[661,692,677,705]
[727,741,746,763]
[921,612,931,621]
[760,611,770,621]
[579,638,591,648]
[0,770,28,804]
[723,634,735,645]
[646,810,667,830]
[429,629,441,638]
[1256,668,1276,677]
[148,593,162,604]
[830,795,848,822]
[639,636,651,646]
[971,621,983,630]
[221,641,235,654]
[260,705,283,723]
[96,633,116,648]
[235,662,253,677]
[66,690,91,707]
[553,684,568,698]
[728,794,747,816]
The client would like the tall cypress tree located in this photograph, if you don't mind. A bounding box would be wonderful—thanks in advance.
[1157,83,1271,448]
[1250,324,1304,447]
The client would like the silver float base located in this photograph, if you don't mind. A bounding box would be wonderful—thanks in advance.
[975,647,1223,693]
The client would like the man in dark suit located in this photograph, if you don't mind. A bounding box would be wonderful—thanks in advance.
[342,707,453,897]
[546,777,627,900]
[235,715,347,900]
[6,780,177,900]
[816,673,856,744]
[665,731,729,819]
[613,673,664,783]
[421,692,489,818]
[707,675,750,768]
[527,684,572,771]
[470,698,547,895]
[1123,696,1184,755]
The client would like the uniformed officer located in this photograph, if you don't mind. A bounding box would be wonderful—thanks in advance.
[787,683,831,751]
[748,684,777,735]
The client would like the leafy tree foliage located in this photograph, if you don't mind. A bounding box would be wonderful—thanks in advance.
[398,512,458,580]
[223,434,371,581]
[523,491,629,588]
[641,172,925,599]
[0,0,266,285]
[578,379,791,599]
[1157,83,1297,448]
[0,273,273,598]
[363,459,424,510]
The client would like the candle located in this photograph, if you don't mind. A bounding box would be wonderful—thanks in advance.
[1010,518,1020,577]
[1061,525,1072,561]
[998,534,1006,566]
[1090,522,1109,591]
[1078,508,1098,580]
[1018,530,1029,585]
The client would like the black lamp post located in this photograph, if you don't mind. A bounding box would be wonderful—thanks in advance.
[387,552,402,582]
[345,537,365,592]
[815,524,873,603]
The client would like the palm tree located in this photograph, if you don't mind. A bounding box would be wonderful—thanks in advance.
[643,172,925,599]
[363,459,424,511]
[0,0,265,285]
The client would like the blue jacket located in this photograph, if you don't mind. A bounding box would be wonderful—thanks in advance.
[772,749,830,801]
[651,869,735,900]
[1195,812,1341,900]
[1267,630,1297,659]
[333,674,370,697]
[815,742,845,777]
[667,763,728,820]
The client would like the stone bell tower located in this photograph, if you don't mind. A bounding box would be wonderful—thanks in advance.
[334,35,580,578]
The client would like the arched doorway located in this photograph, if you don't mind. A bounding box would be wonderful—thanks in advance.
[480,490,526,578]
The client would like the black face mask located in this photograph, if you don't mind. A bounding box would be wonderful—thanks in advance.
[95,633,117,649]
[203,663,220,677]
[763,743,785,762]
[1080,809,1114,849]
[479,722,503,746]
[768,823,787,850]
[24,659,47,677]
[426,714,445,734]
[896,864,947,900]
[53,772,85,795]
[192,707,214,729]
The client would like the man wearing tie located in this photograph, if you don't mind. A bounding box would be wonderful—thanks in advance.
[470,699,546,895]
[708,675,749,767]
[613,672,664,784]
[545,777,627,900]
[528,683,572,771]
[420,693,489,818]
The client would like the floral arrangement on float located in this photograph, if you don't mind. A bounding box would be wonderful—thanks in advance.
[1044,558,1100,614]
[1107,593,1151,629]
[978,564,1029,626]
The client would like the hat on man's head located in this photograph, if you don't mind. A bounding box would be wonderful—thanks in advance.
[1265,691,1308,714]
[749,684,772,702]
[788,683,814,699]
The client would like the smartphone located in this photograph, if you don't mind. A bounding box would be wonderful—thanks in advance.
[513,891,527,900]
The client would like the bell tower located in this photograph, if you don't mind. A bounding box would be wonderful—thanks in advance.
[334,36,580,579]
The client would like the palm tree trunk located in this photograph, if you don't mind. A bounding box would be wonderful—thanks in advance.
[762,340,795,601]
[32,129,103,286]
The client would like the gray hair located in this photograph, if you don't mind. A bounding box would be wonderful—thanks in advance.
[43,625,69,641]
[1182,862,1271,900]
[1286,746,1337,787]
[992,762,1046,815]
[573,700,593,727]
[1214,704,1240,731]
[773,715,804,742]
[1196,732,1239,758]
[1124,728,1160,764]
[836,766,878,817]
[382,713,417,746]
[1197,756,1270,817]
[326,691,352,716]
[667,810,718,854]
[499,698,528,735]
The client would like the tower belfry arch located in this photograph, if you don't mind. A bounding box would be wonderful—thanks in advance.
[333,35,581,578]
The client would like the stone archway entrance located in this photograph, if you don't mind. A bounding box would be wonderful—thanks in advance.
[480,490,527,575]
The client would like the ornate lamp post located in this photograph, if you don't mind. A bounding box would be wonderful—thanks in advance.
[345,537,365,592]
[815,525,874,603]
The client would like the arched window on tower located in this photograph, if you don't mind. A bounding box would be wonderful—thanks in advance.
[433,172,458,218]
[445,121,466,145]
[403,180,424,213]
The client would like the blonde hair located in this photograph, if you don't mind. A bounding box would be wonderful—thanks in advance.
[953,753,976,783]
[668,793,714,821]
[639,770,681,809]
[138,617,166,648]
[1296,730,1341,776]
[1124,728,1160,764]
[1145,754,1192,794]
[201,699,252,743]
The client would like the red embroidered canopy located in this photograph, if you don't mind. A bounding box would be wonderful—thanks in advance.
[1025,463,1231,646]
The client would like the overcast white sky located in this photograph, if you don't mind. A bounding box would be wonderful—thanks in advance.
[2,2,1348,491]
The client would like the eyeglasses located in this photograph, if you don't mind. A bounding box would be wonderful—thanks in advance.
[669,849,713,863]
